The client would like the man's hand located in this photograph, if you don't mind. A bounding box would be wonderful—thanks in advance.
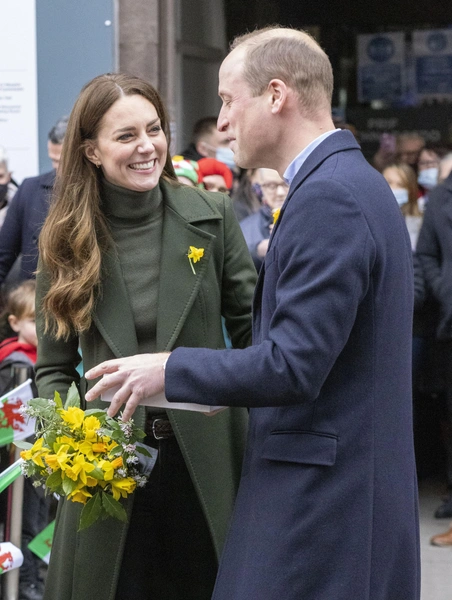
[85,353,170,421]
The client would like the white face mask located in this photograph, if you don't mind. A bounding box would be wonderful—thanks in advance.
[216,146,236,169]
[392,188,409,206]
[418,167,439,191]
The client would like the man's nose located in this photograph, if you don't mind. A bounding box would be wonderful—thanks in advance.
[217,110,228,132]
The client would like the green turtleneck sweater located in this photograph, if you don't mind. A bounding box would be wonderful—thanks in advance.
[101,177,163,354]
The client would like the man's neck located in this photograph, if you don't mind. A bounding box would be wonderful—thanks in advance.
[276,116,336,176]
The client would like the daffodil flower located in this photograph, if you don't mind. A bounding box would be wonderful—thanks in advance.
[110,477,137,501]
[99,457,123,481]
[187,246,205,274]
[68,487,93,505]
[272,208,281,224]
[60,406,85,429]
[64,454,96,484]
[20,437,50,468]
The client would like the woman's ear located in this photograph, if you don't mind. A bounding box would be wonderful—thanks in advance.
[8,315,19,333]
[84,142,100,167]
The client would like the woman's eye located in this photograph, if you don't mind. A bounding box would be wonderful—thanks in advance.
[118,133,133,141]
[149,126,161,134]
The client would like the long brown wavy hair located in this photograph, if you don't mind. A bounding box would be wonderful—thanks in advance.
[39,73,177,340]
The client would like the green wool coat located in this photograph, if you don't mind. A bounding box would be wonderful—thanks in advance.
[35,180,257,600]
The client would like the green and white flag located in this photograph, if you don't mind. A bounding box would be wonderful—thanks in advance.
[0,379,35,447]
[0,458,23,494]
[28,521,55,564]
[0,542,23,574]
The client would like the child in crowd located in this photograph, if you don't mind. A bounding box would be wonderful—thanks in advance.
[0,280,37,395]
[0,280,48,600]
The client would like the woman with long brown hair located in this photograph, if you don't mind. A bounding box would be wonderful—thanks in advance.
[35,73,256,600]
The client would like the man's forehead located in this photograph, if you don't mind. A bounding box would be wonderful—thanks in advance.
[219,48,247,89]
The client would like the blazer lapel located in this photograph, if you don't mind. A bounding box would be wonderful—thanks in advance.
[267,130,360,252]
[92,249,139,358]
[156,182,222,351]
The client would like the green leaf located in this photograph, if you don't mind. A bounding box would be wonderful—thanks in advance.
[108,445,123,457]
[46,470,62,491]
[54,391,63,409]
[29,398,53,410]
[79,492,103,530]
[14,440,33,450]
[101,492,128,523]
[110,430,124,441]
[88,467,104,480]
[135,445,151,457]
[83,409,107,418]
[61,476,78,495]
[44,432,57,449]
[64,382,80,409]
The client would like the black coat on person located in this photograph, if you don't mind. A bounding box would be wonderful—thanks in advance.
[416,172,452,340]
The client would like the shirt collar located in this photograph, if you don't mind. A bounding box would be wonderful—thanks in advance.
[283,129,340,185]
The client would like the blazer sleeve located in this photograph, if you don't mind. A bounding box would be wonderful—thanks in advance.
[166,179,376,407]
[220,196,257,349]
[34,265,82,401]
[0,185,25,284]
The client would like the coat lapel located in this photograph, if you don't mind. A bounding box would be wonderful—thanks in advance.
[156,181,223,351]
[92,249,139,358]
[92,181,223,357]
[267,130,360,253]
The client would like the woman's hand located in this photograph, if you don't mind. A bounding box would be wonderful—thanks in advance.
[85,353,170,420]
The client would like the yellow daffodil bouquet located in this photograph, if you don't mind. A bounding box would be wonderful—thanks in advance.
[16,383,154,530]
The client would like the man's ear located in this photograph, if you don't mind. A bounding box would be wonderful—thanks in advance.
[195,140,209,157]
[8,315,19,333]
[268,79,288,115]
[84,142,100,166]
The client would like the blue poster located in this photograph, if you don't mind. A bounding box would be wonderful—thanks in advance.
[358,33,405,103]
[413,30,452,98]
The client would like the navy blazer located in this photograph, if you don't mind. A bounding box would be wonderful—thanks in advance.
[0,170,55,285]
[167,131,420,600]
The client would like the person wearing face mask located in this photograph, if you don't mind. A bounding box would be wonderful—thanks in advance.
[383,163,422,251]
[417,145,449,208]
[180,116,231,162]
[0,147,18,230]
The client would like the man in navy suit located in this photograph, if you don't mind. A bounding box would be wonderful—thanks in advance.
[0,117,68,288]
[87,27,420,600]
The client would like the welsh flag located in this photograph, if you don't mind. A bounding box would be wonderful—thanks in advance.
[28,521,55,564]
[0,542,23,574]
[0,379,35,447]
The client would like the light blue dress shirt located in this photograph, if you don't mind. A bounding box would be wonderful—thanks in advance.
[283,129,340,185]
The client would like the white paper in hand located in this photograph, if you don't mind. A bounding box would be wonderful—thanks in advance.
[101,385,225,414]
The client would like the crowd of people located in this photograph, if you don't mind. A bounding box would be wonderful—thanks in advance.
[0,23,451,600]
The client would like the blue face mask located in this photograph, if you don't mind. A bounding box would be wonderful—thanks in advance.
[392,188,409,206]
[216,146,236,170]
[418,167,438,191]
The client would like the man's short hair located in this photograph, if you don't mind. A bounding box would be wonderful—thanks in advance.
[48,116,69,145]
[230,27,334,116]
[192,117,218,145]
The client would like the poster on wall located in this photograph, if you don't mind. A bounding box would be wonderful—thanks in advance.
[413,29,452,100]
[0,0,39,184]
[357,33,405,104]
